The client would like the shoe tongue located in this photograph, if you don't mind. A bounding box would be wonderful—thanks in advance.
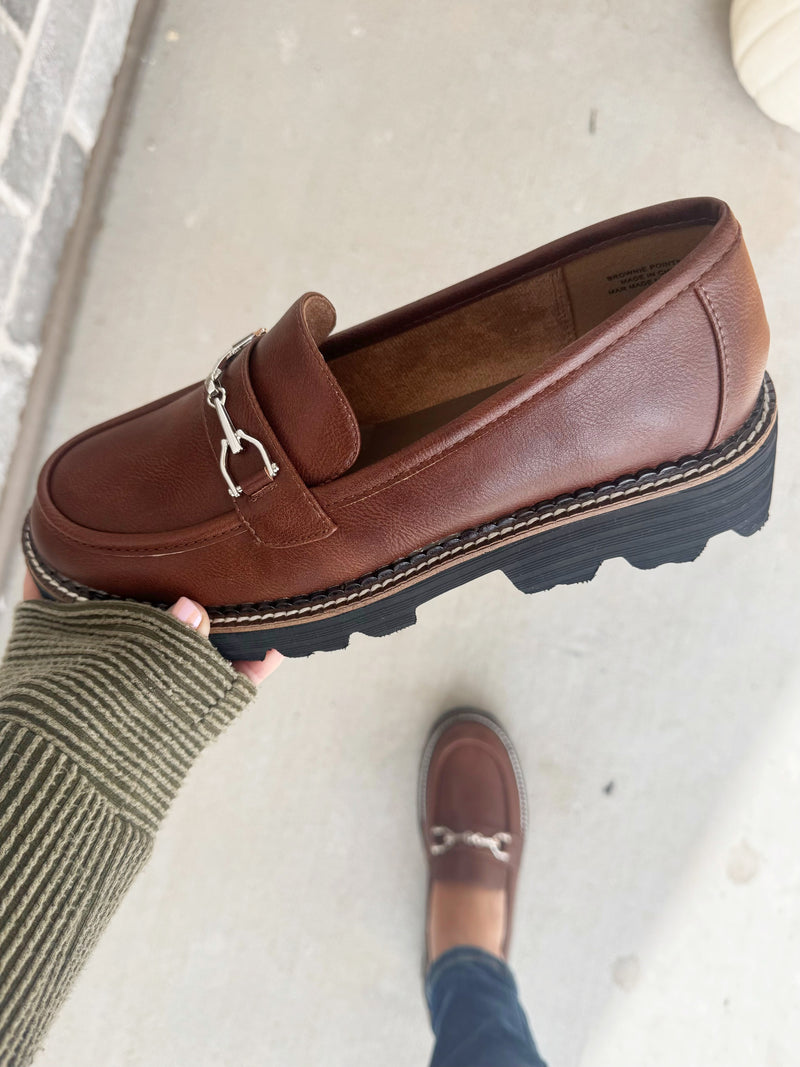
[248,293,360,485]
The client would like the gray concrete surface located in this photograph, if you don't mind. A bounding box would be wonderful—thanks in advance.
[1,1,799,1065]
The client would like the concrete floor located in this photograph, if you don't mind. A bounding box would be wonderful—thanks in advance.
[1,1,799,1064]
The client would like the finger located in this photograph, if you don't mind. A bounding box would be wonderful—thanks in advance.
[233,649,283,686]
[168,597,211,637]
[23,568,42,601]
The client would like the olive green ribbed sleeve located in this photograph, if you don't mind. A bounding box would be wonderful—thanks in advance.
[0,600,256,1067]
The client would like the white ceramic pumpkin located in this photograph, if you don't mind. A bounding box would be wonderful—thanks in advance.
[730,0,800,131]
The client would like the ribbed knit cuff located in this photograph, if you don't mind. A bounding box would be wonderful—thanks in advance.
[1,600,256,833]
[0,599,257,1066]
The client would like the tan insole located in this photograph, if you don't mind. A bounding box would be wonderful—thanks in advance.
[331,266,577,427]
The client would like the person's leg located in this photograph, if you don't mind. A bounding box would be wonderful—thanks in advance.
[426,946,545,1067]
[419,708,547,1067]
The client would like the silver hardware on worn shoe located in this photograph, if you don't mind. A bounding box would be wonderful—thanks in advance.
[205,329,279,499]
[429,826,512,862]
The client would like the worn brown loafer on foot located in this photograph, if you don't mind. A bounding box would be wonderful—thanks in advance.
[419,709,527,962]
[25,197,777,657]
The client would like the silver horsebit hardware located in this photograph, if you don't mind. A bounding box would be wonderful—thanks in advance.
[205,329,279,499]
[429,826,512,863]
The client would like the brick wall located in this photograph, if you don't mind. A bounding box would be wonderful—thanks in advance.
[0,0,138,488]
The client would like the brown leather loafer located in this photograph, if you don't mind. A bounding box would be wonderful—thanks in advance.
[25,197,777,658]
[419,709,526,962]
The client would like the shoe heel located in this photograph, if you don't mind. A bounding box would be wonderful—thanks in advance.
[622,416,776,569]
[502,413,777,590]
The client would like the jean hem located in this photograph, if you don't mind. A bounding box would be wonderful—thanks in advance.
[426,946,517,1003]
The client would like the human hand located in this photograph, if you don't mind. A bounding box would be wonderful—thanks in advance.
[23,568,282,685]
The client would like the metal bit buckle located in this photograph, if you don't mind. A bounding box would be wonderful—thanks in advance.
[205,329,279,499]
[429,826,512,862]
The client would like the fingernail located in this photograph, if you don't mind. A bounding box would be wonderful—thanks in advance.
[171,596,204,630]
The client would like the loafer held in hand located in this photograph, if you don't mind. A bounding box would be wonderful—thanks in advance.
[25,197,777,658]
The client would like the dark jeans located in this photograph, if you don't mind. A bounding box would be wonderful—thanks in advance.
[426,947,547,1067]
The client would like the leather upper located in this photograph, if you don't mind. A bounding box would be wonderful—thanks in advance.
[30,197,770,607]
[421,712,525,958]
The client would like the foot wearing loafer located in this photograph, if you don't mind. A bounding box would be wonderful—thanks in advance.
[420,709,527,963]
[25,197,776,658]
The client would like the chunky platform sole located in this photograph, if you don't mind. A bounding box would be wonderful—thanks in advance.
[24,376,777,660]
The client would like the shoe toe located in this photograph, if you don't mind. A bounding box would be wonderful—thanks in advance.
[44,384,231,534]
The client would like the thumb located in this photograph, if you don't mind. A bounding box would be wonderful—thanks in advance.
[167,596,210,638]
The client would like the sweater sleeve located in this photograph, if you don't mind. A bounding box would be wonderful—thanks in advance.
[0,599,256,1067]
